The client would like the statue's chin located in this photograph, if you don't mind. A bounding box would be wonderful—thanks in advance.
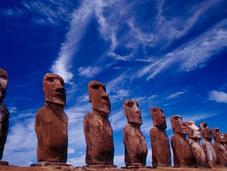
[93,107,110,116]
[46,98,65,106]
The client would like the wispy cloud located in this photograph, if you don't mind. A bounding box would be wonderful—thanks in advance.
[209,90,227,104]
[51,0,94,83]
[114,154,125,167]
[78,66,102,78]
[67,155,85,166]
[3,1,73,25]
[4,118,36,165]
[166,91,185,100]
[136,21,227,80]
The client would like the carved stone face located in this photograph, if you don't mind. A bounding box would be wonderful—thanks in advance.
[124,100,142,125]
[170,115,186,134]
[43,73,66,106]
[0,68,8,102]
[151,108,167,130]
[200,122,212,141]
[185,121,201,139]
[212,128,225,143]
[88,80,110,115]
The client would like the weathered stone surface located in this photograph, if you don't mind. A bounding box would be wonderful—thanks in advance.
[212,128,227,167]
[35,73,68,163]
[0,68,9,163]
[84,81,114,167]
[200,122,217,168]
[170,116,196,167]
[224,134,227,151]
[123,100,147,168]
[150,108,171,167]
[185,121,207,167]
[3,165,227,171]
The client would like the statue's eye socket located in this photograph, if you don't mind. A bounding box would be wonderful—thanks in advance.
[47,77,55,82]
[127,102,134,107]
[92,84,99,89]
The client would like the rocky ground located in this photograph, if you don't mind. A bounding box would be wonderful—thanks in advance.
[1,166,227,171]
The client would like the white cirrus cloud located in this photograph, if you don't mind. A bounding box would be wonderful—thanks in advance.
[166,91,185,100]
[78,66,102,78]
[51,0,95,83]
[209,90,227,104]
[3,118,36,166]
[136,21,227,80]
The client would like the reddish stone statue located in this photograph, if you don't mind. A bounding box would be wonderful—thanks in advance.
[150,108,171,167]
[212,128,227,167]
[0,68,9,165]
[123,100,147,168]
[224,134,227,151]
[185,121,207,167]
[35,73,68,164]
[84,80,114,168]
[200,122,217,168]
[170,115,196,167]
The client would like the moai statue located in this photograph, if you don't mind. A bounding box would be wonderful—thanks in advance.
[0,68,9,165]
[35,73,68,164]
[84,81,114,168]
[224,134,227,151]
[200,122,217,168]
[123,100,147,168]
[150,108,171,167]
[212,128,227,167]
[170,115,196,167]
[185,121,207,167]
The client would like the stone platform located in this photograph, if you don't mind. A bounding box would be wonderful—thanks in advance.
[1,166,227,171]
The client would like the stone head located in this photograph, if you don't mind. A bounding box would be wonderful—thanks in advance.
[88,80,110,116]
[200,122,212,141]
[212,128,225,143]
[43,73,66,106]
[124,99,142,125]
[170,115,186,134]
[185,121,201,139]
[0,68,8,102]
[151,107,167,130]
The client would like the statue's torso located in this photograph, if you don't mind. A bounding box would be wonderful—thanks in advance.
[84,112,114,165]
[188,138,206,167]
[35,105,68,162]
[124,124,147,166]
[0,103,9,160]
[203,140,217,166]
[171,134,196,167]
[150,127,171,167]
[213,141,227,166]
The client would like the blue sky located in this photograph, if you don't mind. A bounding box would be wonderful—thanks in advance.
[0,0,227,167]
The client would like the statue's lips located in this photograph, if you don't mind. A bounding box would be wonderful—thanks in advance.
[55,88,66,96]
[102,100,110,106]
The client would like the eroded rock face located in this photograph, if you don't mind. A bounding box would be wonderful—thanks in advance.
[0,68,9,161]
[170,116,196,167]
[150,108,171,167]
[35,73,68,163]
[84,81,114,167]
[123,100,147,168]
[212,128,227,167]
[200,122,217,168]
[185,121,207,167]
